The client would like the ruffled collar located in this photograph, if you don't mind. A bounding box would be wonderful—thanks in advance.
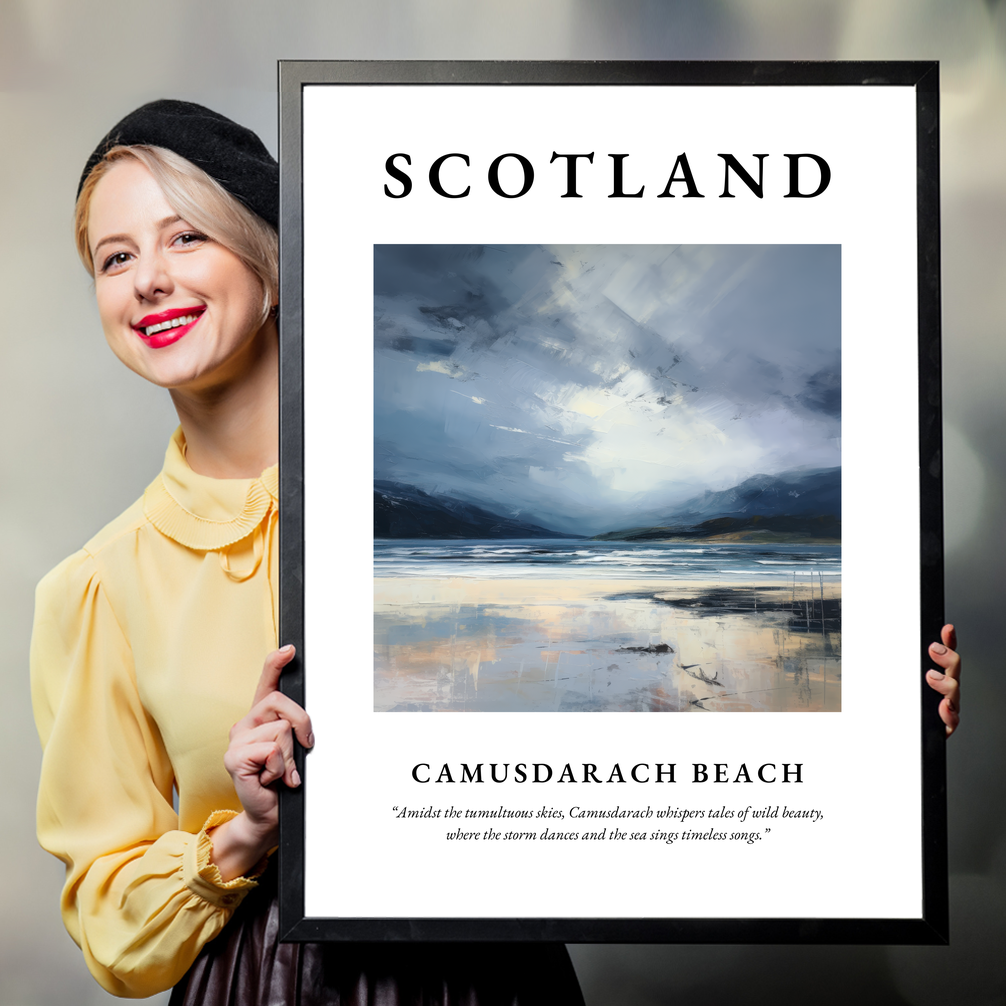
[143,428,278,551]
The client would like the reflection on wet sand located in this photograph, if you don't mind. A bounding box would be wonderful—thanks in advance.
[374,577,841,712]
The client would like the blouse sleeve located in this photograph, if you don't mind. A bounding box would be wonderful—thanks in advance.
[31,549,262,998]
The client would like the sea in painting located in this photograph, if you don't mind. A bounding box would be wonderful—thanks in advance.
[374,244,841,712]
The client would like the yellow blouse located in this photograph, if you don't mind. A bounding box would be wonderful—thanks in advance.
[31,428,279,998]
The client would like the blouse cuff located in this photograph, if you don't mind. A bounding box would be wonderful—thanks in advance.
[183,810,269,909]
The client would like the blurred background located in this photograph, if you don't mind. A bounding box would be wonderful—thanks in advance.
[1,1,1003,1003]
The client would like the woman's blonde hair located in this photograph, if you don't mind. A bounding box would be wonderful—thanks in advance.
[75,145,279,323]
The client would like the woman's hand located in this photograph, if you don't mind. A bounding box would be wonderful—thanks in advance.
[209,645,314,881]
[926,624,961,738]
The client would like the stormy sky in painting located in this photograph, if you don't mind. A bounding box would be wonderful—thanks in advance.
[374,245,840,536]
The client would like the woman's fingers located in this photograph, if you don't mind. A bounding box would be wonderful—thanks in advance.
[941,623,958,654]
[926,667,959,704]
[924,680,960,736]
[255,691,313,749]
[230,719,302,788]
[258,741,289,788]
[928,646,960,679]
[252,644,296,706]
[232,689,314,750]
[928,632,961,683]
[223,644,311,814]
[218,647,309,846]
[243,644,314,748]
[224,738,287,788]
[927,623,961,737]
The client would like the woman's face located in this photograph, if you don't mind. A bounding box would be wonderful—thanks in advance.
[87,158,270,393]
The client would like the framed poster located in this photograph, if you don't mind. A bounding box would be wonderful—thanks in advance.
[277,61,946,943]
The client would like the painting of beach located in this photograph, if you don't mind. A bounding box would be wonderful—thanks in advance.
[374,245,841,712]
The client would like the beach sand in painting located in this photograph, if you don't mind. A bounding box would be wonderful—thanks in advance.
[374,577,841,712]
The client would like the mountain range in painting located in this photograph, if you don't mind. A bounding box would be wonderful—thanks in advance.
[375,480,585,539]
[374,466,840,542]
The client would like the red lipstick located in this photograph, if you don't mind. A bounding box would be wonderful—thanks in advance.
[132,306,206,349]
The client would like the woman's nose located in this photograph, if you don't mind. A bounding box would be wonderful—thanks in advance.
[133,249,173,302]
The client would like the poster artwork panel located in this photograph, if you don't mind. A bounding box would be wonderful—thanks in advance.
[373,244,841,713]
[282,62,944,942]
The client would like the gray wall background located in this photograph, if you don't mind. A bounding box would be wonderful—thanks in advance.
[1,2,1003,1003]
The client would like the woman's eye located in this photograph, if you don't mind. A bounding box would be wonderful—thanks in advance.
[101,251,132,273]
[173,231,208,248]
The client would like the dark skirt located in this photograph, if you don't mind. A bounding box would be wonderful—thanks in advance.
[169,870,585,1006]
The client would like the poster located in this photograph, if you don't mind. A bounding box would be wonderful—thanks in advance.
[278,62,945,942]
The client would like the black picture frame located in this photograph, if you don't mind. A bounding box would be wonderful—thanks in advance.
[277,60,945,944]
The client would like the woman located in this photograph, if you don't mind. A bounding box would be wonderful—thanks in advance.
[31,100,585,1003]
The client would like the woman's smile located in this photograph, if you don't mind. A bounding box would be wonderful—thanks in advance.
[133,305,207,347]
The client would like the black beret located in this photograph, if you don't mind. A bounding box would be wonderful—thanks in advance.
[78,99,278,228]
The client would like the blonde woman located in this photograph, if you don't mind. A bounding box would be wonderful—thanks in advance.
[32,100,585,1004]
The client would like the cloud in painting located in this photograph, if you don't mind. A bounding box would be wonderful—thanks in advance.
[374,244,840,535]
